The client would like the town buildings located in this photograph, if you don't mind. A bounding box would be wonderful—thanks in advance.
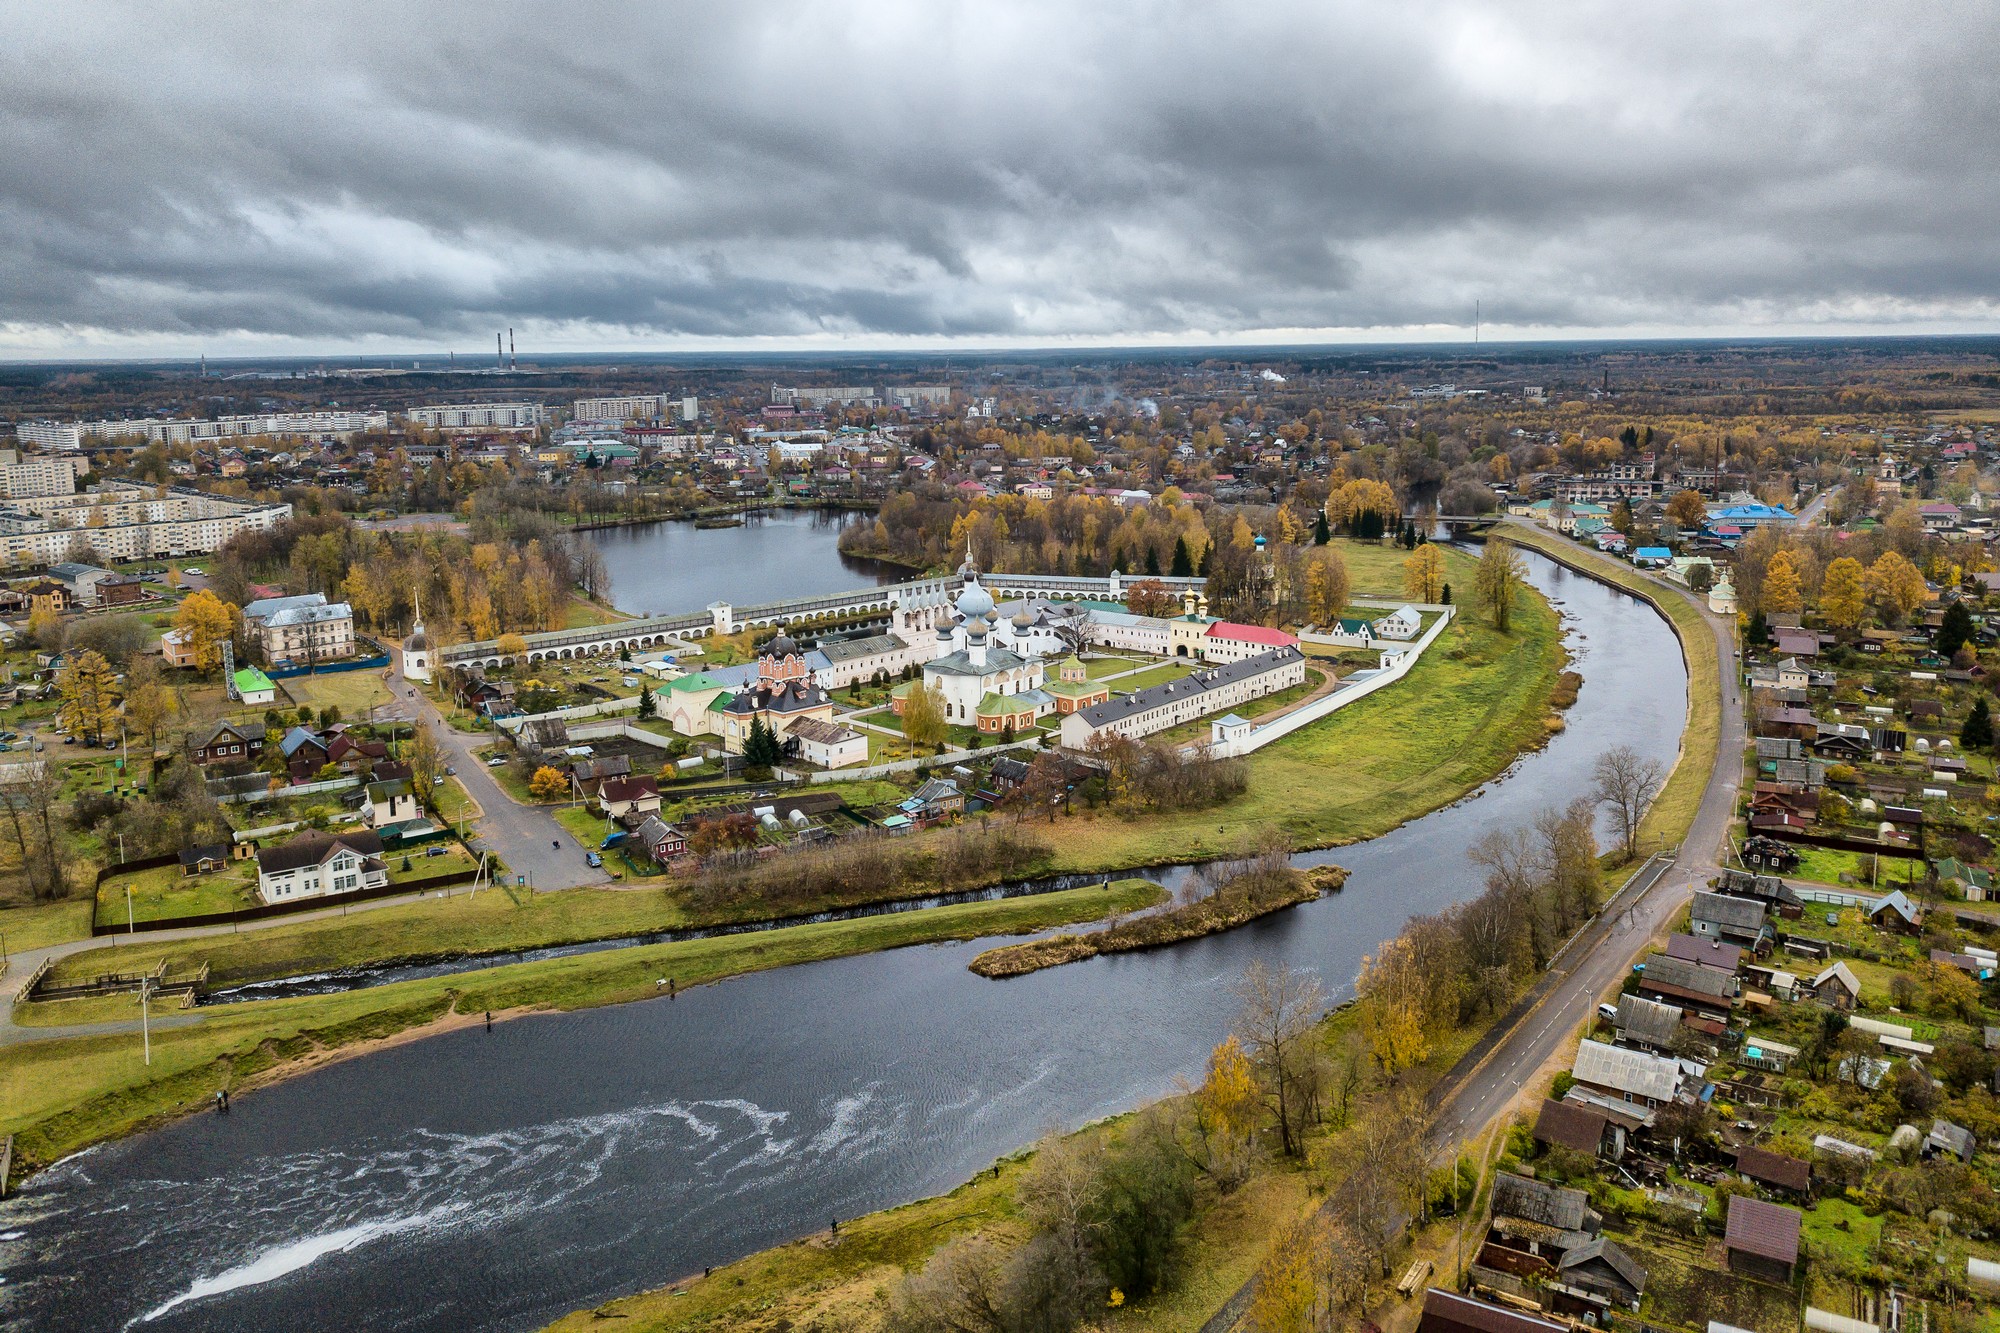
[1059,647,1307,748]
[0,478,292,563]
[255,829,389,904]
[0,451,89,498]
[242,592,357,664]
[406,402,546,431]
[76,411,388,443]
[717,630,837,753]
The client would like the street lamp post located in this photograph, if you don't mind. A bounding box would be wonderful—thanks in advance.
[140,975,153,1066]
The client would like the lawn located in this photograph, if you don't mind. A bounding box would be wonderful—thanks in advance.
[1322,535,1451,598]
[1106,661,1200,691]
[555,805,618,848]
[94,860,262,928]
[1083,653,1149,679]
[279,669,400,722]
[1015,572,1566,875]
[429,776,480,828]
[0,896,96,953]
[1499,527,1723,852]
[5,879,1167,1175]
[1790,843,1886,888]
[385,841,483,883]
[562,594,632,629]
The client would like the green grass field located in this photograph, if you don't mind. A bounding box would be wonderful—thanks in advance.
[94,861,262,928]
[4,879,1166,1175]
[279,670,400,722]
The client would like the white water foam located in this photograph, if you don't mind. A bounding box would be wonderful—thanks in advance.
[130,1211,438,1326]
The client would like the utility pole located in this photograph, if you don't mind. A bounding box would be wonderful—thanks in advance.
[140,975,153,1065]
[127,884,135,936]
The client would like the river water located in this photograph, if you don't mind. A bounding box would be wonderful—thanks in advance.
[0,553,1687,1333]
[581,508,906,616]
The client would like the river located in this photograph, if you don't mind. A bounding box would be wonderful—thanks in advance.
[580,508,907,616]
[0,553,1688,1333]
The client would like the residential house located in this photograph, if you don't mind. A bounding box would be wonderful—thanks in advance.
[191,720,264,766]
[1723,1195,1801,1284]
[1735,1146,1811,1198]
[1637,952,1739,1020]
[1935,857,1995,900]
[1925,1118,1976,1164]
[1811,961,1862,1010]
[1532,1098,1626,1162]
[176,842,231,876]
[1691,890,1771,950]
[1570,1039,1694,1113]
[279,725,332,781]
[568,753,633,796]
[1373,605,1424,640]
[1665,932,1745,974]
[361,778,420,830]
[326,731,388,774]
[1867,890,1923,933]
[900,776,964,824]
[242,592,357,664]
[1614,994,1686,1053]
[631,815,689,866]
[160,627,200,668]
[254,829,388,904]
[785,716,868,769]
[598,776,662,819]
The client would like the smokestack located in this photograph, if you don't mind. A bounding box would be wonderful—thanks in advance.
[509,328,516,370]
[497,332,504,369]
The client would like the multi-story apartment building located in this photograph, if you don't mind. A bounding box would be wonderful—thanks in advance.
[772,384,878,408]
[405,402,546,431]
[0,480,292,564]
[12,421,82,451]
[889,385,951,408]
[572,395,671,422]
[0,453,89,499]
[78,411,387,444]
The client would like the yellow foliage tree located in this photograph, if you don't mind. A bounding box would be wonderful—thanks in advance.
[1247,1220,1319,1333]
[1302,547,1351,626]
[1866,550,1929,622]
[1358,937,1432,1074]
[1761,550,1803,616]
[527,766,568,802]
[495,632,530,660]
[1818,556,1867,629]
[58,649,120,745]
[173,587,238,671]
[1197,1036,1258,1140]
[1403,545,1446,604]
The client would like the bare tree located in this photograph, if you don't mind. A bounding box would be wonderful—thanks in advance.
[1232,960,1326,1156]
[1047,602,1092,659]
[883,1235,1008,1333]
[1592,744,1665,861]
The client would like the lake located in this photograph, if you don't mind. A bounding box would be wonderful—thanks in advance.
[582,509,908,616]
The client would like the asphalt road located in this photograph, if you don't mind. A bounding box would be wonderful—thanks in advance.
[390,661,614,892]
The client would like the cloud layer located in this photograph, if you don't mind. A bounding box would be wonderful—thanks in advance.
[2,1,1998,354]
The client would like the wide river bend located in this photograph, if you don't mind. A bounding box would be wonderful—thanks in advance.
[0,550,1687,1332]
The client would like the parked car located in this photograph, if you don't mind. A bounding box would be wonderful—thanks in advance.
[585,852,603,868]
[486,757,507,767]
[1597,1003,1618,1021]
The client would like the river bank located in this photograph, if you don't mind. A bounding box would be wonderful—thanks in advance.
[533,537,1728,1333]
[0,547,1677,1333]
[968,864,1348,978]
[0,880,1166,1178]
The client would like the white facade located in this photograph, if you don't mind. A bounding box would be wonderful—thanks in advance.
[0,481,290,563]
[79,411,387,443]
[256,839,388,904]
[407,402,546,431]
[0,454,87,499]
[1059,648,1307,749]
[13,422,82,452]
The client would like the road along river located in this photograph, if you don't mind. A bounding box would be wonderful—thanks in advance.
[0,551,1687,1333]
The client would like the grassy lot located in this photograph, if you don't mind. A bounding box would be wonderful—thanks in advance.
[94,861,262,928]
[1107,661,1200,692]
[385,841,482,883]
[4,879,1166,1174]
[1790,843,1888,888]
[1498,527,1722,852]
[1017,569,1565,875]
[279,669,400,722]
[429,775,480,827]
[563,595,632,629]
[0,897,96,953]
[554,805,616,847]
[1083,653,1149,679]
[1324,535,1440,597]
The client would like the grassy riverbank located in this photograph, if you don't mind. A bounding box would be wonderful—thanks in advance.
[1,879,1165,1176]
[1496,525,1724,851]
[969,864,1348,978]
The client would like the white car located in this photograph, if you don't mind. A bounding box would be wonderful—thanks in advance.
[487,757,508,767]
[1597,1002,1618,1021]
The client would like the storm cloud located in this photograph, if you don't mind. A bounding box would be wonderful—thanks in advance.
[2,1,1997,353]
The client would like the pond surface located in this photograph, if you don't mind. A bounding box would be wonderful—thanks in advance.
[0,552,1687,1333]
[581,509,906,616]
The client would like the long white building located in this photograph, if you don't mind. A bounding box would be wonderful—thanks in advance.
[406,402,546,431]
[1059,647,1307,749]
[572,394,697,423]
[0,480,291,562]
[0,453,89,499]
[12,422,82,452]
[79,411,388,444]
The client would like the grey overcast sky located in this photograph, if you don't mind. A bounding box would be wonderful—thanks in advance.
[2,1,1997,357]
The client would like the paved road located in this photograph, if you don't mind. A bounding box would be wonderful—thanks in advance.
[1201,529,1746,1333]
[394,665,612,892]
